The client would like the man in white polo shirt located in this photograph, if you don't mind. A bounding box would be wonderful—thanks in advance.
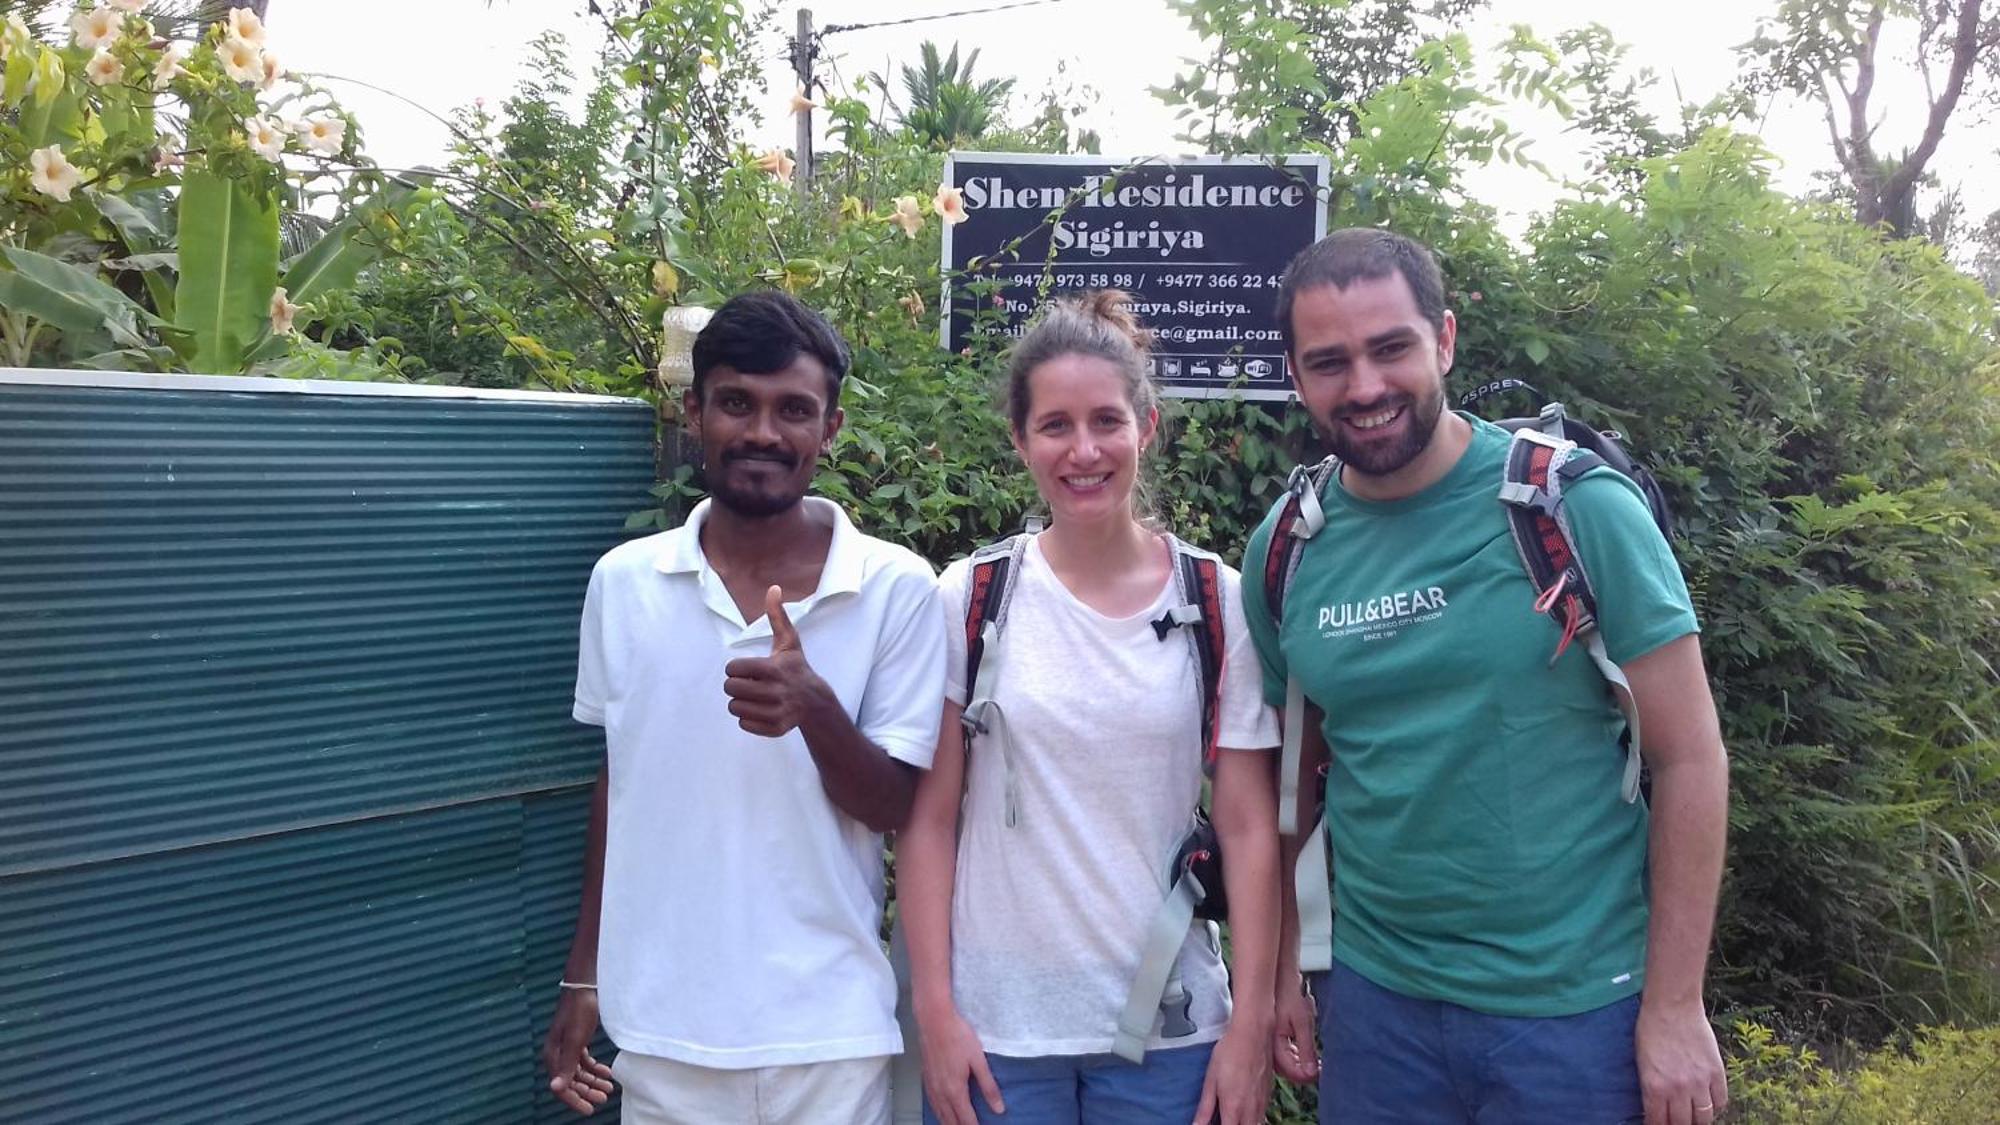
[541,290,945,1124]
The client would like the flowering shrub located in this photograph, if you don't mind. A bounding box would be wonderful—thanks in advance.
[1725,1021,2000,1123]
[1,2,397,373]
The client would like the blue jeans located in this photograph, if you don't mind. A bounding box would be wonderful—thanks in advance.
[922,1041,1215,1125]
[1314,960,1643,1124]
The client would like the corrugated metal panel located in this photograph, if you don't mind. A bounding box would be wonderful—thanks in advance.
[0,373,651,1121]
[1,803,531,1123]
[0,377,654,873]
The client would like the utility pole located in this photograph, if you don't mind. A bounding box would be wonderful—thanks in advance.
[792,8,814,199]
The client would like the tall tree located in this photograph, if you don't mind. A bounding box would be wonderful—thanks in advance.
[1273,0,1490,147]
[889,41,1015,150]
[1742,0,2000,237]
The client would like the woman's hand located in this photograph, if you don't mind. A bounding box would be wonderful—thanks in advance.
[918,1004,1004,1125]
[1194,1015,1275,1125]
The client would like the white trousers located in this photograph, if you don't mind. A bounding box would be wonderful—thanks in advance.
[611,1050,890,1125]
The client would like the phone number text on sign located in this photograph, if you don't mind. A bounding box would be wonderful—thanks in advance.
[942,153,1328,401]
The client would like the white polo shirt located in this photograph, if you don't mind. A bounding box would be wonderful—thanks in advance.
[573,497,944,1069]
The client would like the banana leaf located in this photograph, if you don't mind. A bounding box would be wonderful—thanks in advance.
[0,246,157,349]
[174,169,279,374]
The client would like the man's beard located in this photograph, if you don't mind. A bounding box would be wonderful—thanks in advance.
[1324,381,1446,477]
[709,449,806,517]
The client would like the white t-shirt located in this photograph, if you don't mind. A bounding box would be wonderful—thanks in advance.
[574,498,945,1069]
[938,534,1278,1057]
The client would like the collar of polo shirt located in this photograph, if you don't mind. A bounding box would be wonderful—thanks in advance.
[655,497,867,620]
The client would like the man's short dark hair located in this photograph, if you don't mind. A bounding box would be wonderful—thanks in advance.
[691,289,851,405]
[1274,228,1449,353]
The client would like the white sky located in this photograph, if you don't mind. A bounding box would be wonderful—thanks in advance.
[279,0,1996,232]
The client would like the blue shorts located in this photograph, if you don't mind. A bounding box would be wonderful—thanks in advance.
[922,1041,1215,1125]
[1315,960,1643,1124]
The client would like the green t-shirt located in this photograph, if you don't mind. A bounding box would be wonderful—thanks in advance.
[1243,414,1697,1017]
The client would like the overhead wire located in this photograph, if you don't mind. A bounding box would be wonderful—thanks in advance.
[821,0,1073,37]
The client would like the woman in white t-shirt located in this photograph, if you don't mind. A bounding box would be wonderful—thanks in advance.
[899,291,1281,1125]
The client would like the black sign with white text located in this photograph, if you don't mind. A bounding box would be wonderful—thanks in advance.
[941,153,1328,399]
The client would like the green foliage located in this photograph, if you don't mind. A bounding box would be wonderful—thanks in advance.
[343,5,771,393]
[1158,0,1328,154]
[891,41,1016,151]
[175,168,277,372]
[1484,130,2000,1039]
[1154,398,1317,563]
[1254,0,1495,151]
[1726,1020,2000,1123]
[97,0,1986,1066]
[0,244,160,348]
[1153,0,2000,1050]
[0,5,401,374]
[386,9,2000,1051]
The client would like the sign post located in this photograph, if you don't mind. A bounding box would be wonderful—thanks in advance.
[941,152,1329,401]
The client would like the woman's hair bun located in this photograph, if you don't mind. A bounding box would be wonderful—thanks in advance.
[1077,288,1151,354]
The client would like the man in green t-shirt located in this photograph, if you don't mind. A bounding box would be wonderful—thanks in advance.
[1246,228,1730,1125]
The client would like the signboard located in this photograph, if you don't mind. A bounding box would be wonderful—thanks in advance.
[941,152,1328,400]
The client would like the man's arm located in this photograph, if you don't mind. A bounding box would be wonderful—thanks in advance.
[1272,706,1328,1085]
[1626,634,1730,1124]
[541,759,614,1115]
[794,673,919,831]
[723,584,925,832]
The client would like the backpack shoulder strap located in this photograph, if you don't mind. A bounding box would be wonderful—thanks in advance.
[1261,455,1336,835]
[1497,423,1603,654]
[1262,455,1340,628]
[962,533,1030,706]
[961,531,1035,828]
[1165,537,1228,773]
[1496,412,1646,805]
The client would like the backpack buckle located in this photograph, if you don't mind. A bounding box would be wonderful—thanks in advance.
[961,699,995,737]
[1151,603,1203,641]
[1537,401,1568,438]
[1497,479,1563,517]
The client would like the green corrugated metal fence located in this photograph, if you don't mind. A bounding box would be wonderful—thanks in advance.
[0,371,652,1122]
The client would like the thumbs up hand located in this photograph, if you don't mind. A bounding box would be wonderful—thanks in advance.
[765,584,802,656]
[723,585,828,738]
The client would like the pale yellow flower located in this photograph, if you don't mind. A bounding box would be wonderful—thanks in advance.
[269,287,299,336]
[891,195,923,238]
[257,49,283,91]
[754,148,795,180]
[152,44,187,90]
[70,6,123,50]
[788,86,816,115]
[85,50,124,87]
[934,183,967,226]
[295,116,345,156]
[3,16,32,62]
[29,145,82,202]
[218,35,261,84]
[110,0,148,12]
[227,7,266,48]
[898,292,925,319]
[245,114,286,162]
